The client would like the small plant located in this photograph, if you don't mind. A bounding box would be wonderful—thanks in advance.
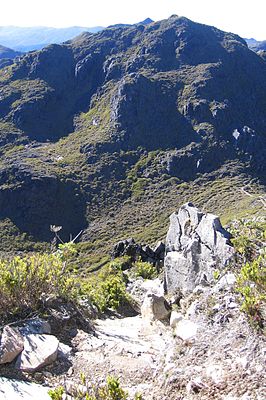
[213,269,220,280]
[48,386,64,400]
[229,218,266,331]
[134,261,158,279]
[48,375,138,400]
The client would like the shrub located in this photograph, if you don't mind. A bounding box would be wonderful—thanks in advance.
[134,260,158,279]
[0,253,78,321]
[82,263,129,312]
[236,254,266,329]
[48,375,141,400]
[229,218,266,330]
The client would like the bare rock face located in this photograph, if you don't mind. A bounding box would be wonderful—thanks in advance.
[164,203,234,295]
[0,326,24,364]
[15,334,59,372]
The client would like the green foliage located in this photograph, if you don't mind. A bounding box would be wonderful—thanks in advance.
[213,270,220,280]
[48,375,135,400]
[134,260,158,279]
[236,254,266,329]
[229,218,266,330]
[82,262,129,312]
[0,253,78,321]
[48,386,65,400]
[57,241,78,262]
[229,219,266,262]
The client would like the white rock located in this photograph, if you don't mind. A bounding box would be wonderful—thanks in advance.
[175,318,198,341]
[0,377,51,399]
[0,326,24,364]
[141,278,164,296]
[164,203,234,294]
[206,363,224,384]
[170,311,183,328]
[236,356,248,369]
[186,300,200,318]
[214,273,236,292]
[15,334,59,372]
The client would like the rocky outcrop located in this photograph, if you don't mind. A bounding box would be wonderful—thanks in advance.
[164,203,234,294]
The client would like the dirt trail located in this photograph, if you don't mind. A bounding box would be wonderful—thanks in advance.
[68,315,174,398]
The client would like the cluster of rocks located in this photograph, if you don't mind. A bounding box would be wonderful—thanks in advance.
[0,318,71,372]
[111,237,165,267]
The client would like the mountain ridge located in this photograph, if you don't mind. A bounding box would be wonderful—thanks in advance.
[0,15,265,259]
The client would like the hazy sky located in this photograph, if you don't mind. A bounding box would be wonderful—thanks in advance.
[0,0,265,40]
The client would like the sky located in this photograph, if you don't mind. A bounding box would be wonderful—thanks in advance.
[0,0,265,40]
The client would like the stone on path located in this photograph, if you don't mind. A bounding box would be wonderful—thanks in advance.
[141,293,171,321]
[15,334,59,372]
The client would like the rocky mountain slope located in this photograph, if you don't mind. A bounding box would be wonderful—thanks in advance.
[0,45,21,60]
[0,15,265,259]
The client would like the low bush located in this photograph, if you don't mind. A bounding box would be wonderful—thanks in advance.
[48,375,142,400]
[134,260,158,279]
[82,262,129,312]
[236,254,266,329]
[0,252,78,322]
[229,218,266,330]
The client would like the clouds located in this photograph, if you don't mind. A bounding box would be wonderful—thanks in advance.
[1,0,265,39]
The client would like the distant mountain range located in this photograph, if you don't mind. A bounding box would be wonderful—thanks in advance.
[245,38,266,51]
[0,25,104,52]
[0,20,153,52]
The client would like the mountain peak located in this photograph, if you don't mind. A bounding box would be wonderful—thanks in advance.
[137,18,154,25]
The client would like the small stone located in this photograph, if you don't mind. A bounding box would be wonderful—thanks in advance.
[206,364,224,384]
[186,376,205,393]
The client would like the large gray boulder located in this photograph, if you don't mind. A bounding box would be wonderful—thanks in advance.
[15,334,59,372]
[164,203,234,294]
